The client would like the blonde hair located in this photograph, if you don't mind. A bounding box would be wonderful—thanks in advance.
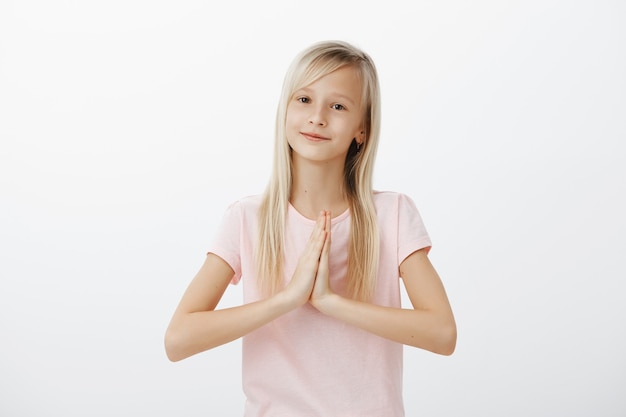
[256,40,381,301]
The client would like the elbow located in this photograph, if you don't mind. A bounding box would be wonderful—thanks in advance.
[436,321,457,356]
[408,320,457,355]
[164,326,187,362]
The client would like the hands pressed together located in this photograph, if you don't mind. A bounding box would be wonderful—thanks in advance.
[284,210,334,311]
[166,206,457,361]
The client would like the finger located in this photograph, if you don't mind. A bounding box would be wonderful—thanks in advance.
[317,228,330,288]
[304,211,327,256]
[320,228,330,261]
[325,210,331,234]
[313,211,330,256]
[308,211,325,240]
[317,211,330,261]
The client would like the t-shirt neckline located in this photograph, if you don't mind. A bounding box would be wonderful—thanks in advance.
[287,202,351,226]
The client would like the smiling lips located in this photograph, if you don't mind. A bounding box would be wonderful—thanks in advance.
[301,132,330,141]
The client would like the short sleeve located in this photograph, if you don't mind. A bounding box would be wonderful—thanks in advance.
[397,193,432,264]
[207,201,243,285]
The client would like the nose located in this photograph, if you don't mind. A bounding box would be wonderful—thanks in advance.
[308,105,326,127]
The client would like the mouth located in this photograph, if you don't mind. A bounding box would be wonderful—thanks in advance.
[301,132,330,141]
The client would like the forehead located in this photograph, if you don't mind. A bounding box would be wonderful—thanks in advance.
[296,66,363,105]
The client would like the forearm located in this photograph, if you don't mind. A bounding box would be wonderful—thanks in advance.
[165,292,294,361]
[314,294,456,355]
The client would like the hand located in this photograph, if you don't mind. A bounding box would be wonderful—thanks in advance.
[310,210,333,309]
[282,211,328,308]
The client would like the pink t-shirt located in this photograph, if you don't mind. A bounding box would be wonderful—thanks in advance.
[208,191,431,417]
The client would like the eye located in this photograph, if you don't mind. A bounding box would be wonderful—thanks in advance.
[331,103,345,111]
[296,96,310,103]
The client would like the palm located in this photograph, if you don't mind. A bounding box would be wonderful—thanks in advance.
[310,211,332,304]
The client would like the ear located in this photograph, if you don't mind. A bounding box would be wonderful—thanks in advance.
[356,130,365,145]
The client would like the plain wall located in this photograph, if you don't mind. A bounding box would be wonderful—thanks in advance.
[1,0,624,415]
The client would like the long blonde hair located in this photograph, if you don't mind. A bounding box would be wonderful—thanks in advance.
[256,40,381,301]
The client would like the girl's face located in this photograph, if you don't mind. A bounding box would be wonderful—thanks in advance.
[286,65,365,166]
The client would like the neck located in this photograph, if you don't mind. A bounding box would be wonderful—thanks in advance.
[290,156,349,220]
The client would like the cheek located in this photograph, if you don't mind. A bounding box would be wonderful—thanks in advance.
[285,107,299,130]
[285,109,298,144]
[342,119,361,139]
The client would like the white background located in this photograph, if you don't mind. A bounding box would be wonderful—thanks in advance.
[1,0,625,416]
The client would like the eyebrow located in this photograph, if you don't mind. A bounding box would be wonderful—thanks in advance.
[297,87,357,107]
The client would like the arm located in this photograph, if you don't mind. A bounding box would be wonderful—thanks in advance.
[164,254,292,361]
[165,212,329,362]
[311,245,457,355]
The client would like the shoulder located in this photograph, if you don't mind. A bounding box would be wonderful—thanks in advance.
[373,190,427,224]
[224,194,263,214]
[374,190,432,253]
[216,194,263,227]
[232,194,263,209]
[373,190,419,210]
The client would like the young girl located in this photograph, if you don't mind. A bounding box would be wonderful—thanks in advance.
[165,40,456,416]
